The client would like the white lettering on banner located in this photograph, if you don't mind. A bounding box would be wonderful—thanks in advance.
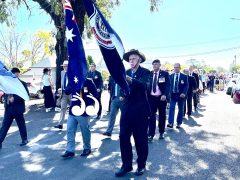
[71,94,99,116]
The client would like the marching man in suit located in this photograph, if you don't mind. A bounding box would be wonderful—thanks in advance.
[147,59,170,141]
[87,63,103,119]
[167,63,189,129]
[189,66,199,111]
[115,49,151,177]
[0,68,29,149]
[54,60,71,129]
[183,68,197,117]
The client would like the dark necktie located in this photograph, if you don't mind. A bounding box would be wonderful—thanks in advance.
[174,73,179,93]
[152,73,157,93]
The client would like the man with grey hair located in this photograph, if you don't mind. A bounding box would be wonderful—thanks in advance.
[147,59,170,141]
[54,60,71,129]
[167,63,188,128]
[115,49,151,177]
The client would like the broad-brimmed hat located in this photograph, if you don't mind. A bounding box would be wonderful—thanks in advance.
[61,60,68,66]
[123,49,146,63]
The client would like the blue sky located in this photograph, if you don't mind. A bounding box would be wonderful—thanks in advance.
[109,0,240,68]
[1,0,240,69]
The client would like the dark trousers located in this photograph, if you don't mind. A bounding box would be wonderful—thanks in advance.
[202,82,206,93]
[43,86,55,108]
[148,95,167,137]
[119,117,148,169]
[184,93,193,116]
[0,110,27,144]
[209,83,214,92]
[193,92,198,108]
[168,93,185,125]
[97,92,102,116]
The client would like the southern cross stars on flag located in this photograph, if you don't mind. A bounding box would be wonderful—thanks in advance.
[64,0,88,115]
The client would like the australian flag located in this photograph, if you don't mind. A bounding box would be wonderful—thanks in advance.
[0,61,29,101]
[64,0,88,115]
[83,0,130,95]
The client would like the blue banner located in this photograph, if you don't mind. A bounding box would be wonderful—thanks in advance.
[83,0,130,95]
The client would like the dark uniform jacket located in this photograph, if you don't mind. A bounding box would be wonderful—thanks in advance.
[192,72,199,88]
[121,66,151,121]
[4,80,29,114]
[148,70,171,100]
[87,70,103,91]
[169,73,189,96]
[187,75,197,95]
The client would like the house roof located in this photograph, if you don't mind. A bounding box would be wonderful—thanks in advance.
[31,56,56,68]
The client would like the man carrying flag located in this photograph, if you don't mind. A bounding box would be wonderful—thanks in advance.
[0,66,29,149]
[115,49,151,177]
[61,0,98,158]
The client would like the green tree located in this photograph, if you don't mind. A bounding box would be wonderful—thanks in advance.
[21,31,55,66]
[231,64,240,73]
[86,55,94,67]
[101,69,110,81]
[204,65,216,73]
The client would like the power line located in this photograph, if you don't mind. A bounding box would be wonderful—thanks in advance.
[153,46,240,59]
[85,35,240,51]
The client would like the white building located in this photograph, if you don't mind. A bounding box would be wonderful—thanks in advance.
[20,56,56,84]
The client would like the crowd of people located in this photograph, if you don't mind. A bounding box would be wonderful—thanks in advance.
[1,49,224,177]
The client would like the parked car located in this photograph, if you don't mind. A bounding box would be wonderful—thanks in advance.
[0,90,4,103]
[27,81,44,99]
[226,78,237,95]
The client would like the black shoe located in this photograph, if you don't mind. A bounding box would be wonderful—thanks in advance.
[159,134,164,139]
[54,125,63,129]
[135,167,145,176]
[20,140,28,146]
[61,151,75,158]
[102,132,111,137]
[115,167,133,177]
[148,136,153,142]
[167,124,173,128]
[176,124,181,129]
[80,149,91,156]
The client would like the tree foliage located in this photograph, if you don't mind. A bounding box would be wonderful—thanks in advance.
[86,55,94,67]
[0,0,162,88]
[231,64,240,73]
[21,31,55,66]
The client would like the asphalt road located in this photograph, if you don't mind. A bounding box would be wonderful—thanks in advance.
[0,90,240,180]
